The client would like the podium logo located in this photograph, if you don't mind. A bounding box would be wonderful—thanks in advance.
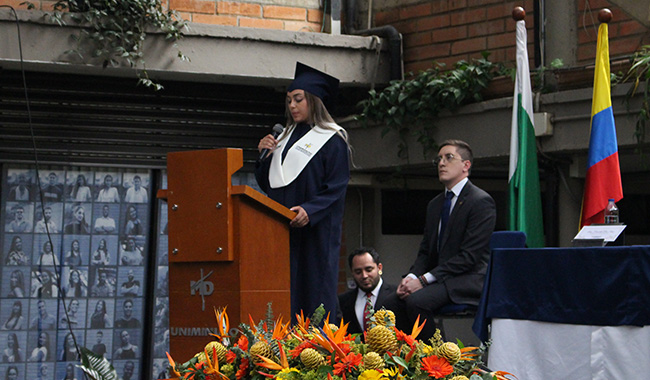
[190,268,214,311]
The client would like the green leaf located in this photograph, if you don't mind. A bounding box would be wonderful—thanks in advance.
[392,354,410,370]
[77,347,119,380]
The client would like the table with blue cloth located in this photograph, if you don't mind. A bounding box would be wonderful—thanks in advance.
[472,245,650,380]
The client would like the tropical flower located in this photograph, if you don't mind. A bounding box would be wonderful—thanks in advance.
[235,358,250,380]
[421,355,453,378]
[332,352,363,376]
[165,305,513,380]
[358,369,386,380]
[277,367,300,380]
[381,367,405,380]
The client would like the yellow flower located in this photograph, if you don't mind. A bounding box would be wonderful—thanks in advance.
[358,369,386,380]
[382,368,405,380]
[277,367,300,380]
[420,344,434,355]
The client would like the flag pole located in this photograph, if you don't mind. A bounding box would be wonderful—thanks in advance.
[598,8,612,24]
[512,6,525,21]
[508,6,545,247]
[579,7,624,228]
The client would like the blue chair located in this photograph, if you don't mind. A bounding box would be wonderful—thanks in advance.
[488,230,527,250]
[433,231,527,343]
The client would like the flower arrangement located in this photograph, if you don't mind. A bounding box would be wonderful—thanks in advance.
[165,305,514,380]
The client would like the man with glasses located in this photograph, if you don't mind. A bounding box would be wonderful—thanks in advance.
[383,139,496,340]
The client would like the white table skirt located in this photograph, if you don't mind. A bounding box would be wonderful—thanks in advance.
[488,318,650,380]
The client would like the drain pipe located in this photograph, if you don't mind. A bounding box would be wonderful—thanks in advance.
[344,0,403,80]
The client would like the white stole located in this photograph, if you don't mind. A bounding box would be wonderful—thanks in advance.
[269,123,343,188]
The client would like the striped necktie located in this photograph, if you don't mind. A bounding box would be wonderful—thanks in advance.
[363,292,373,331]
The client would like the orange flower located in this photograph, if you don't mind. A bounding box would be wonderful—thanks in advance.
[271,316,291,341]
[226,350,236,363]
[236,358,250,380]
[294,310,311,336]
[338,342,352,355]
[332,352,363,376]
[421,355,453,378]
[212,307,230,341]
[165,351,182,379]
[395,329,416,347]
[236,335,249,351]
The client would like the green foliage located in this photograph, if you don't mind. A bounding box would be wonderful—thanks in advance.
[310,304,326,327]
[356,53,502,159]
[77,347,119,380]
[26,0,189,90]
[356,55,567,160]
[621,44,650,145]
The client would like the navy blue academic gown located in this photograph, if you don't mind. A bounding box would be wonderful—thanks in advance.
[255,123,350,319]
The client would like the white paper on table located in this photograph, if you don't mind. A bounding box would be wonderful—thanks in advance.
[573,224,626,242]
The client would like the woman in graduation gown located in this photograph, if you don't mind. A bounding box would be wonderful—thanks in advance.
[256,62,350,319]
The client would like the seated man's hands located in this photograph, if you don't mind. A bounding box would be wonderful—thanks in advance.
[396,276,423,299]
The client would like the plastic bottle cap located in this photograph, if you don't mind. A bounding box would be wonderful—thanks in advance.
[608,198,615,201]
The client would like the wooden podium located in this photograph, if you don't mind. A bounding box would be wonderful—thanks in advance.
[157,148,295,360]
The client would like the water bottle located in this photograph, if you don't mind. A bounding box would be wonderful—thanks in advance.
[604,199,619,224]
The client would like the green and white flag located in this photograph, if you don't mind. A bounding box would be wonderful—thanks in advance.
[508,19,544,247]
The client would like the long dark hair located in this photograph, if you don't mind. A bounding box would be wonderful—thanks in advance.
[7,333,21,360]
[5,236,23,265]
[64,363,76,380]
[4,301,22,330]
[69,239,80,254]
[93,300,107,317]
[60,332,78,361]
[97,239,108,253]
[71,174,87,199]
[101,174,113,190]
[37,331,51,361]
[5,366,18,379]
[68,270,84,297]
[283,91,348,141]
[281,91,351,165]
[9,270,24,295]
[8,236,22,252]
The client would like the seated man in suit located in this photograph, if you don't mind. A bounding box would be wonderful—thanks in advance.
[383,139,496,340]
[338,247,395,334]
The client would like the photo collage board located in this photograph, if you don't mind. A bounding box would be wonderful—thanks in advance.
[1,166,152,380]
[150,172,170,379]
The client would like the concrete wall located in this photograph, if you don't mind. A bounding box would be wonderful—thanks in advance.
[0,9,392,85]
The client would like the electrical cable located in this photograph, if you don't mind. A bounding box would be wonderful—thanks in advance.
[0,4,84,364]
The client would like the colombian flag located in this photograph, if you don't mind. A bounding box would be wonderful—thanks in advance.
[579,22,623,227]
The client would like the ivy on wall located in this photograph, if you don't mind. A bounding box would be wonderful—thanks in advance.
[24,0,189,89]
[356,52,502,160]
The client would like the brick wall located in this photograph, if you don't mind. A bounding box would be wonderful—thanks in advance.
[374,0,649,74]
[172,1,323,32]
[576,0,650,64]
[375,0,536,74]
[1,0,324,33]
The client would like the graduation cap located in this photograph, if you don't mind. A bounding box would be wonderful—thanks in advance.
[287,62,339,111]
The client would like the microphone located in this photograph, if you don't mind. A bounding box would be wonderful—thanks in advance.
[259,124,284,161]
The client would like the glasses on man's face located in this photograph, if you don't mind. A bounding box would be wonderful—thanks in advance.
[433,153,464,166]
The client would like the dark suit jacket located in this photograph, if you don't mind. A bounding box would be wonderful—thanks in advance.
[409,180,496,305]
[338,281,396,334]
